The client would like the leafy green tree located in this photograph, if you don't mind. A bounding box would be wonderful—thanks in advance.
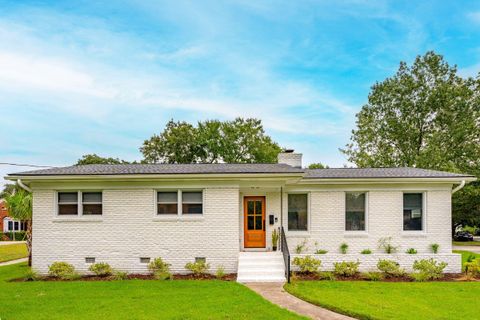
[308,163,329,169]
[141,118,282,163]
[342,51,480,233]
[0,183,18,199]
[4,188,33,265]
[76,154,130,165]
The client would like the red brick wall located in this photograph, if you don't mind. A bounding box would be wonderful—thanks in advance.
[0,200,10,233]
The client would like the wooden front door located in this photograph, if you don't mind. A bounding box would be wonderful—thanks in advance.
[244,196,266,248]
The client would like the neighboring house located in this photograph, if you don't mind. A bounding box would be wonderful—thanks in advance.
[0,199,27,237]
[6,151,475,281]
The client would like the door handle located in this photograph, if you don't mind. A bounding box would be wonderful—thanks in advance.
[263,220,265,231]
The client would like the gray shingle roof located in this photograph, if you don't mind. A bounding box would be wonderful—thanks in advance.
[9,163,304,176]
[8,164,473,179]
[304,167,474,179]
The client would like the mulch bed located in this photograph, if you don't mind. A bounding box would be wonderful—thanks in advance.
[293,272,479,282]
[11,273,237,282]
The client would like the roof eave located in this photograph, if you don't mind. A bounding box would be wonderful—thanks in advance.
[298,176,477,184]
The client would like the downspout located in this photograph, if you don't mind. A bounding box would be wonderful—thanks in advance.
[452,180,466,194]
[17,179,32,192]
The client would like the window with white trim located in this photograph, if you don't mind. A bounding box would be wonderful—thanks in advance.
[57,191,103,216]
[157,190,203,215]
[345,192,366,231]
[288,194,308,231]
[3,217,27,232]
[403,193,423,231]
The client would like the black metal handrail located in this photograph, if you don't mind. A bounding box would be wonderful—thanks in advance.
[279,226,290,283]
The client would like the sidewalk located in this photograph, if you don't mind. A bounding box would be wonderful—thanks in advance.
[0,241,26,246]
[0,257,28,266]
[245,282,356,320]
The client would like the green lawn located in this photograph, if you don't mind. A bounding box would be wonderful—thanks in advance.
[0,263,304,320]
[453,250,480,271]
[453,241,480,246]
[285,281,480,320]
[0,243,28,262]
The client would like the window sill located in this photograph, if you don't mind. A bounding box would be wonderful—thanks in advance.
[53,217,103,223]
[344,232,369,238]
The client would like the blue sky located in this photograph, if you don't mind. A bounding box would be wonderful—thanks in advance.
[1,0,480,183]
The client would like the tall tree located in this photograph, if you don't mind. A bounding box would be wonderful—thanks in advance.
[342,51,480,233]
[76,154,130,165]
[4,188,33,265]
[308,163,329,169]
[141,118,282,163]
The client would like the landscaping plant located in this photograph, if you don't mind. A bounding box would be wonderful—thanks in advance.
[363,272,383,281]
[89,262,113,277]
[361,249,372,254]
[464,259,480,278]
[430,243,440,254]
[271,229,279,251]
[317,271,336,281]
[315,249,328,254]
[377,259,405,277]
[406,248,417,254]
[295,239,308,254]
[292,256,322,273]
[378,237,398,254]
[333,261,360,277]
[411,258,447,281]
[48,262,77,280]
[215,266,226,279]
[113,270,129,280]
[148,257,172,280]
[340,243,349,254]
[185,261,211,276]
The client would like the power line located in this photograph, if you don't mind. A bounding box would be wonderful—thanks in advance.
[0,162,54,168]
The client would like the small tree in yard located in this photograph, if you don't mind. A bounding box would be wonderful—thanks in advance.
[4,187,32,266]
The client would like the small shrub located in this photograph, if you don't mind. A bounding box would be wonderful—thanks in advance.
[377,259,405,277]
[48,262,76,279]
[215,265,226,279]
[378,237,398,254]
[63,272,81,280]
[24,269,40,281]
[411,258,447,281]
[340,243,348,254]
[148,257,170,273]
[88,262,113,277]
[465,259,480,278]
[333,261,360,277]
[406,248,417,254]
[317,271,336,281]
[185,261,210,275]
[361,249,372,254]
[271,229,279,250]
[430,243,440,254]
[315,249,328,254]
[292,256,322,273]
[113,270,129,280]
[295,239,308,254]
[364,272,383,281]
[148,257,172,280]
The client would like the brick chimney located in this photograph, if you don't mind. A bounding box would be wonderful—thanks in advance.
[277,149,303,168]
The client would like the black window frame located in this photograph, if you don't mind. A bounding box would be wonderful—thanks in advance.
[403,192,424,231]
[345,192,367,231]
[287,193,308,231]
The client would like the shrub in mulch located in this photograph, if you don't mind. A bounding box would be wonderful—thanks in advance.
[291,272,478,282]
[12,273,237,282]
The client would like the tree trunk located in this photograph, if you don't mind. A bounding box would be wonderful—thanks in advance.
[26,220,32,266]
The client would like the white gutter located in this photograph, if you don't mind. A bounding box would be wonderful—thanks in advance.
[452,180,466,194]
[17,179,32,192]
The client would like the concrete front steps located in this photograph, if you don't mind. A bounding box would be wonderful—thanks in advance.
[237,251,286,283]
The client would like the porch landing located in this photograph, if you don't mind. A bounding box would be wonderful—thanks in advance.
[237,251,286,283]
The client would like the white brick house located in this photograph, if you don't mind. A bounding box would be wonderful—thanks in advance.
[7,151,475,279]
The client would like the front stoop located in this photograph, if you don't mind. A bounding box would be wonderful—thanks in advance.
[237,251,286,283]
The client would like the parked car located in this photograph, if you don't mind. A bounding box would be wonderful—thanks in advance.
[454,231,474,242]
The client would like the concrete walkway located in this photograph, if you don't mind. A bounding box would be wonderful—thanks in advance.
[453,245,480,253]
[0,257,28,266]
[245,282,355,320]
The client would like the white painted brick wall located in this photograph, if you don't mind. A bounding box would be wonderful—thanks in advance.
[291,253,461,273]
[32,187,239,275]
[284,190,453,257]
